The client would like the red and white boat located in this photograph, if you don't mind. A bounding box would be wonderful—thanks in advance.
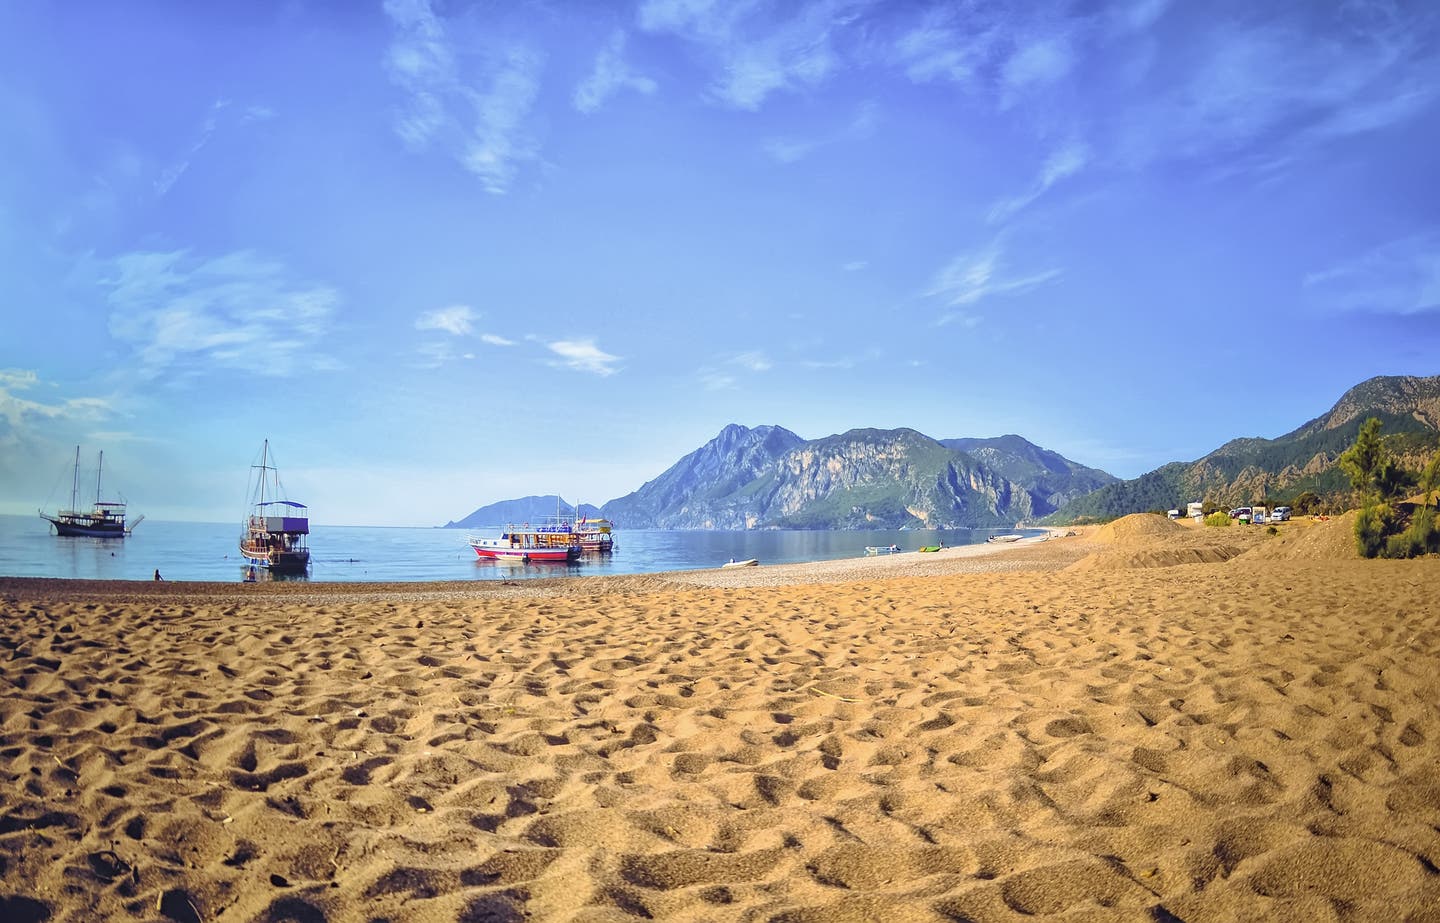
[469,525,581,563]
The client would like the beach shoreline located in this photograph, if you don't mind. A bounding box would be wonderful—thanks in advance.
[0,529,1084,602]
[4,517,1438,921]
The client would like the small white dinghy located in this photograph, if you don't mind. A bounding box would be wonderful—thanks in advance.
[721,558,759,568]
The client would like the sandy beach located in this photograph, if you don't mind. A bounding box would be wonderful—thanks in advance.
[3,516,1439,922]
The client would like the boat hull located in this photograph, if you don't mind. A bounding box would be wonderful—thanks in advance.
[43,514,126,538]
[241,545,311,573]
[470,540,578,562]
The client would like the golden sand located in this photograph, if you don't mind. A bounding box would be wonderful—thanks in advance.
[2,517,1438,922]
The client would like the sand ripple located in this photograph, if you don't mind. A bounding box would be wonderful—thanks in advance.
[3,535,1439,921]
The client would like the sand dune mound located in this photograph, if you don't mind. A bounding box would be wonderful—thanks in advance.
[1091,513,1184,545]
[1239,511,1361,561]
[1068,514,1270,571]
[1069,542,1246,571]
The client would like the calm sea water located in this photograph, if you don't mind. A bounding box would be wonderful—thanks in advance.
[0,515,1039,584]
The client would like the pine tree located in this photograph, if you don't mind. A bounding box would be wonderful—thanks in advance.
[1338,417,1395,502]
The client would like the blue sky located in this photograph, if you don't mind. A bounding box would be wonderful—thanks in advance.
[2,0,1438,527]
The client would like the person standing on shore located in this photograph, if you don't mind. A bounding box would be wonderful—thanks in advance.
[153,569,162,581]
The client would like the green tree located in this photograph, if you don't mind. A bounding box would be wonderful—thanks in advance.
[1292,490,1321,515]
[1421,452,1440,509]
[1354,502,1393,558]
[1338,417,1396,501]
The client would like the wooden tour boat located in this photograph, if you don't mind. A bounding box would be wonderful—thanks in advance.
[239,440,310,574]
[40,446,142,538]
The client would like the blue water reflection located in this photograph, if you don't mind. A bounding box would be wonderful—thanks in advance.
[1,515,1040,584]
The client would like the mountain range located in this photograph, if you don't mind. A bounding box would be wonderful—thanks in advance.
[596,425,1120,529]
[443,374,1440,531]
[1049,374,1440,521]
[444,496,601,530]
[446,426,1116,530]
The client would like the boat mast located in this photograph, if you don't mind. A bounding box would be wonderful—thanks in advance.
[96,450,104,505]
[70,445,79,513]
[252,439,275,512]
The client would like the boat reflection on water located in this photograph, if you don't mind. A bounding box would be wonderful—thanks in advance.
[241,563,310,583]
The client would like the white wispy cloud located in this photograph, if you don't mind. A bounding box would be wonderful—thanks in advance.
[732,350,772,372]
[761,138,816,164]
[383,0,455,149]
[1105,0,1172,36]
[1001,35,1074,101]
[1304,233,1440,315]
[574,30,658,113]
[413,307,517,367]
[0,369,113,433]
[153,99,275,197]
[415,304,476,335]
[988,139,1089,223]
[892,5,1010,87]
[154,101,222,196]
[547,339,622,376]
[1115,7,1440,171]
[892,4,1090,113]
[842,260,868,272]
[696,350,772,389]
[634,1,1433,185]
[935,311,982,329]
[0,370,120,501]
[382,0,544,194]
[414,339,463,369]
[462,46,544,194]
[638,0,863,110]
[888,2,1437,183]
[102,250,340,378]
[926,237,1061,313]
[637,0,734,37]
[763,99,877,163]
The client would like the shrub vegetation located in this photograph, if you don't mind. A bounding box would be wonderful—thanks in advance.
[1292,490,1321,515]
[1344,417,1440,558]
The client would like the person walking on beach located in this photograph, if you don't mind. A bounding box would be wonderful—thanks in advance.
[153,569,163,581]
